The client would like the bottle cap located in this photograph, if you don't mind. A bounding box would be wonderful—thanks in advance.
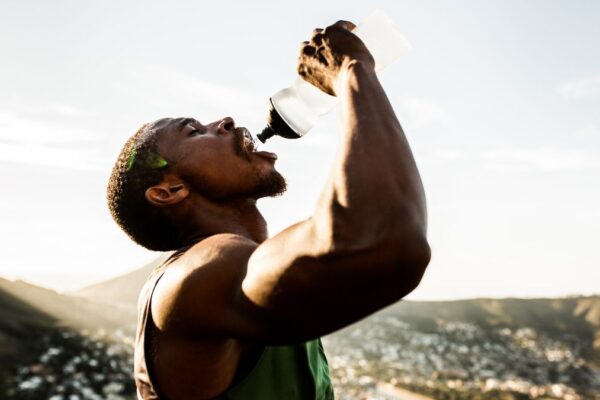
[258,99,303,143]
[257,126,276,143]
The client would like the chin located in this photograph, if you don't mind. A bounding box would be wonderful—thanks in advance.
[252,170,287,199]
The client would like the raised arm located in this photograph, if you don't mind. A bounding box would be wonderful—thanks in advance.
[240,21,430,340]
[154,21,430,344]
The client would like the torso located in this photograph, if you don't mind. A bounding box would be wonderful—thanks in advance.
[148,316,263,399]
[144,263,263,399]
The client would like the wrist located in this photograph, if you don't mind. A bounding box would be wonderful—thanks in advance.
[334,59,376,94]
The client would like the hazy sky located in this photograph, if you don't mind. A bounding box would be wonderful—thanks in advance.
[1,0,599,299]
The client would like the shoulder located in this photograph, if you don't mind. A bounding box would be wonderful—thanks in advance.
[151,234,259,333]
[188,233,259,264]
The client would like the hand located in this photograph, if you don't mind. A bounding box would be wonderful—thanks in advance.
[297,20,375,96]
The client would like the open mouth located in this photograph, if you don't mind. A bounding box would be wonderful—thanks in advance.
[235,127,278,161]
[240,128,257,153]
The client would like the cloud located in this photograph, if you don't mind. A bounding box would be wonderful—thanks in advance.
[557,73,600,99]
[420,146,600,173]
[48,102,83,117]
[481,147,600,172]
[576,125,600,138]
[120,64,265,124]
[0,141,109,171]
[0,111,109,171]
[0,111,99,145]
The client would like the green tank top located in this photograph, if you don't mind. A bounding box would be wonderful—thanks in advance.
[224,339,335,399]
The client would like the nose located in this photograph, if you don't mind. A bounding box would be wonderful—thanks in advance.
[217,117,235,135]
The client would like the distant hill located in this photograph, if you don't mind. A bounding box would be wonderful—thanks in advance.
[70,256,600,361]
[6,258,600,366]
[383,296,600,333]
[370,296,600,364]
[0,278,136,332]
[0,281,57,367]
[326,297,600,398]
[0,278,136,369]
[71,254,169,307]
[3,266,599,399]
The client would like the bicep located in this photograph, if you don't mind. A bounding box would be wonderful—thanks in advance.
[240,219,426,342]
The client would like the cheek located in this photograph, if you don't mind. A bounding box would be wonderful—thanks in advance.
[185,158,258,199]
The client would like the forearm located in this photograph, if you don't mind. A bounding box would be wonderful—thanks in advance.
[313,60,428,253]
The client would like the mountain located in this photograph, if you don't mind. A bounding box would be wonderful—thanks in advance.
[0,280,57,367]
[3,268,600,399]
[326,297,600,399]
[0,278,129,372]
[71,256,600,362]
[71,257,600,352]
[383,296,600,365]
[0,278,139,398]
[0,253,171,364]
[0,278,136,333]
[383,296,600,334]
[71,254,169,307]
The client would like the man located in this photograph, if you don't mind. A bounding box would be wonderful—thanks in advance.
[107,20,430,399]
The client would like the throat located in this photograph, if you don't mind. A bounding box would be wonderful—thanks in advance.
[177,198,269,245]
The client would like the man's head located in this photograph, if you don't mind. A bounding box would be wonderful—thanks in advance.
[107,117,286,251]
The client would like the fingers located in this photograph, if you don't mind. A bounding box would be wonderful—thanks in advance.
[300,41,316,56]
[305,19,355,49]
[312,33,323,46]
[316,49,329,66]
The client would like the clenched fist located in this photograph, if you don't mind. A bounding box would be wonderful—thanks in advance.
[297,20,375,97]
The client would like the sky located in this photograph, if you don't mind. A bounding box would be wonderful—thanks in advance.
[0,0,599,300]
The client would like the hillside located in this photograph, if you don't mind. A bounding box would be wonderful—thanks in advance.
[2,271,599,399]
[383,296,600,341]
[70,258,600,360]
[0,278,136,332]
[71,254,169,307]
[0,283,56,368]
[357,296,600,371]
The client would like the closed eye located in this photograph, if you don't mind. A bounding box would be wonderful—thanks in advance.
[188,128,206,136]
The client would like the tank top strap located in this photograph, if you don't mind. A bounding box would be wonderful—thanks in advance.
[134,257,173,399]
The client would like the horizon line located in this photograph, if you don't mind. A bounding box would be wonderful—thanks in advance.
[1,275,598,303]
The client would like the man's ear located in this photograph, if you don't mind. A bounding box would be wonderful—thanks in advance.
[145,180,190,208]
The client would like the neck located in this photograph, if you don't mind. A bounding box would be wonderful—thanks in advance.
[173,196,269,247]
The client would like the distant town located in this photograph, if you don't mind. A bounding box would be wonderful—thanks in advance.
[324,316,600,399]
[1,274,599,399]
[4,313,600,399]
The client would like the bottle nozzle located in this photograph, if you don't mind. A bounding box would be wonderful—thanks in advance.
[259,99,303,142]
[257,126,276,143]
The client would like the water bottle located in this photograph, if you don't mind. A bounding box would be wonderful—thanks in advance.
[257,9,412,143]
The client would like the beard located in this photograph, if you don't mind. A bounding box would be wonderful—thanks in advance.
[231,128,287,199]
[248,169,287,199]
[187,167,287,203]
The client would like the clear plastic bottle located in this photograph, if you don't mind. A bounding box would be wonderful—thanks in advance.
[257,9,412,143]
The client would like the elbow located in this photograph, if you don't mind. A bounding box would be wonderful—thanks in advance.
[392,234,431,294]
[409,238,431,291]
[412,236,432,272]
